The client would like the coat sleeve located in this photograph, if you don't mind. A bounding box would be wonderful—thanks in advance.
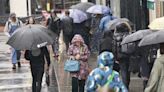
[80,45,90,61]
[144,59,161,92]
[43,47,51,67]
[3,21,10,37]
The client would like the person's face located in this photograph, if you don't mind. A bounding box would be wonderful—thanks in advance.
[11,17,16,22]
[75,41,81,47]
[29,17,34,24]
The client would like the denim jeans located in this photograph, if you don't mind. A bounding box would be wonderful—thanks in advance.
[11,48,21,64]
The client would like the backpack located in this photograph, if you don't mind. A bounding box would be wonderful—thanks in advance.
[48,17,61,36]
[113,32,129,60]
[8,20,21,35]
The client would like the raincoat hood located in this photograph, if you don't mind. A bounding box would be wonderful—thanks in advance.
[97,51,114,68]
[71,34,84,44]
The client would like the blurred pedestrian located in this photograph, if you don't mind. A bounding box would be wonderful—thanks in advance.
[26,16,35,25]
[67,34,90,92]
[144,43,164,92]
[90,14,103,52]
[99,30,113,54]
[99,12,116,32]
[24,46,51,92]
[61,10,73,51]
[112,22,132,89]
[85,51,128,92]
[139,45,158,90]
[3,13,23,69]
[46,10,61,59]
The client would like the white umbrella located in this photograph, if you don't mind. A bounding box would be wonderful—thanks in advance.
[69,9,88,23]
[86,5,111,14]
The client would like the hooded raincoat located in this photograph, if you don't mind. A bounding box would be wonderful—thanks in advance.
[68,34,90,80]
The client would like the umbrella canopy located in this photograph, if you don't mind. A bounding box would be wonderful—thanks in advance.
[148,17,164,29]
[69,9,88,23]
[121,29,158,44]
[70,2,94,12]
[86,5,111,14]
[7,24,54,50]
[138,30,164,47]
[108,18,132,30]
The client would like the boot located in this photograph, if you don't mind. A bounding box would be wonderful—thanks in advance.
[17,62,21,67]
[12,64,16,69]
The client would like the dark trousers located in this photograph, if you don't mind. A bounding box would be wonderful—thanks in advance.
[30,63,44,92]
[72,77,85,92]
[63,34,72,51]
[119,58,130,89]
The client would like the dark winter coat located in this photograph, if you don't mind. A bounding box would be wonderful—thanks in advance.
[24,47,50,67]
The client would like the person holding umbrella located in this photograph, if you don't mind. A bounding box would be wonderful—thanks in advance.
[24,46,51,92]
[144,43,164,92]
[46,9,61,60]
[60,10,73,51]
[3,13,23,69]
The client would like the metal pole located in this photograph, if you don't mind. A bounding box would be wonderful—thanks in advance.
[28,0,32,16]
[61,0,64,9]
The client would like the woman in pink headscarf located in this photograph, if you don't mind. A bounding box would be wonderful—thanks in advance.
[67,34,90,92]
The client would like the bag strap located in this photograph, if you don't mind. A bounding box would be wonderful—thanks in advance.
[105,71,115,86]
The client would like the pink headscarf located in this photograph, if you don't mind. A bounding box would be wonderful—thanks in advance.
[71,34,84,44]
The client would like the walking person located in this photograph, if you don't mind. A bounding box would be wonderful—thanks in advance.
[90,14,103,53]
[24,46,51,92]
[67,34,90,92]
[85,51,128,92]
[4,13,23,69]
[46,10,61,59]
[113,22,132,89]
[60,10,73,51]
[144,43,164,92]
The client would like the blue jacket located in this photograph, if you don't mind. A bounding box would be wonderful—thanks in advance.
[99,15,115,32]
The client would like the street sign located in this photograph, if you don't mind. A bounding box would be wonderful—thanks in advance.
[147,0,154,10]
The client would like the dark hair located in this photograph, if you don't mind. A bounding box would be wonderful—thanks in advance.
[160,43,164,54]
[26,17,35,24]
[65,10,70,15]
[115,22,131,33]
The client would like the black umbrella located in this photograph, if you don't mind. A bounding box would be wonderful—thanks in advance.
[139,30,164,47]
[108,18,133,30]
[7,24,54,50]
[121,29,158,44]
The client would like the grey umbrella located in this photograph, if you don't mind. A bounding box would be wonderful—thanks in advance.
[138,30,164,47]
[70,2,94,12]
[121,29,158,44]
[7,24,54,50]
[108,18,133,30]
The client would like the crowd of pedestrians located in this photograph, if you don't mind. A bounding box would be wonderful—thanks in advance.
[3,4,163,92]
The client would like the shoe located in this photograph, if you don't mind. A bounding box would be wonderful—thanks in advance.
[12,64,16,69]
[17,62,21,67]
